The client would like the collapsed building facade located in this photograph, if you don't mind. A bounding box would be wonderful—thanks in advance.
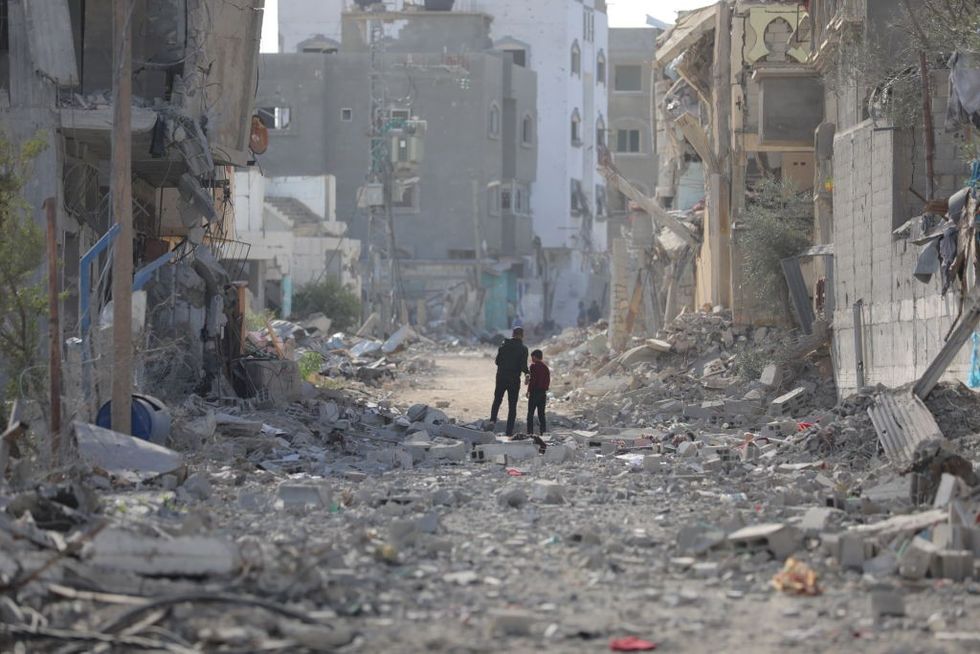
[0,1,267,421]
[653,0,980,398]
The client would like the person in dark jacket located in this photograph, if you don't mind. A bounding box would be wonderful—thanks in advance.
[489,326,529,436]
[526,349,550,436]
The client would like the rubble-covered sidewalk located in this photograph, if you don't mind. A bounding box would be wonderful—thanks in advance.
[3,311,980,652]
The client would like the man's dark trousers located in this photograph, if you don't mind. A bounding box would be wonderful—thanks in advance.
[527,389,547,435]
[490,373,521,435]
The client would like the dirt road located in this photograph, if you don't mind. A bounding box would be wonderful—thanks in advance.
[395,350,499,420]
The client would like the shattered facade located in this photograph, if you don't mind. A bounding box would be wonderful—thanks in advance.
[257,7,536,332]
[1,0,266,416]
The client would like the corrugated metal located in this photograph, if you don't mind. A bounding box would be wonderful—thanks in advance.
[23,0,78,85]
[867,391,944,466]
[781,256,815,335]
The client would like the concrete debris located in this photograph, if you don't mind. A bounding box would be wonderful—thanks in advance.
[74,421,183,482]
[86,528,240,577]
[6,308,980,652]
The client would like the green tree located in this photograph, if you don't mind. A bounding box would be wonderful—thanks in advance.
[0,131,48,401]
[738,176,812,319]
[292,278,361,332]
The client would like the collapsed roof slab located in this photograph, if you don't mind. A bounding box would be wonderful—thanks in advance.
[655,3,719,68]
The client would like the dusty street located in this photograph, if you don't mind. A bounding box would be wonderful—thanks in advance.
[394,352,498,420]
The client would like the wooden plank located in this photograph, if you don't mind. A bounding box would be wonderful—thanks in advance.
[23,0,79,85]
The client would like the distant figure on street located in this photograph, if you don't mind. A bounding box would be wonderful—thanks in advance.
[526,349,550,436]
[587,300,601,324]
[577,301,588,328]
[489,326,529,436]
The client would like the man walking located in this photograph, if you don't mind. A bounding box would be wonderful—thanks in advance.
[489,326,529,436]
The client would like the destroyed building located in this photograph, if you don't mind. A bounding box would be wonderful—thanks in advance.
[272,0,608,331]
[0,1,266,419]
[256,4,537,331]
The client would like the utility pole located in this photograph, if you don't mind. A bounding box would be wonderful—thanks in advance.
[110,0,133,435]
[44,198,62,460]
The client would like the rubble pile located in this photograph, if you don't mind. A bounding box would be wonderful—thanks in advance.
[547,310,837,433]
[6,316,980,650]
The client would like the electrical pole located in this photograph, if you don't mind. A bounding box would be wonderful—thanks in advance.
[44,198,62,460]
[110,0,133,435]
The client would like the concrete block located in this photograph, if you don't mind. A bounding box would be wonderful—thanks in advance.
[277,482,332,511]
[677,441,699,458]
[728,523,802,560]
[934,550,974,581]
[472,442,538,463]
[87,528,239,577]
[759,363,782,387]
[427,440,468,462]
[933,473,966,508]
[438,423,496,445]
[769,387,808,417]
[870,589,905,618]
[800,507,835,533]
[838,533,867,570]
[932,524,968,550]
[899,537,939,580]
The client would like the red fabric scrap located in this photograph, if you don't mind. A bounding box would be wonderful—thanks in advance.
[610,636,657,651]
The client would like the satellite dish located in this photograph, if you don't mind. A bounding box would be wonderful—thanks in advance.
[250,115,269,154]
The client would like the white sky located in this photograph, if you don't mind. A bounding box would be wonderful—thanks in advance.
[260,1,716,52]
[607,0,718,27]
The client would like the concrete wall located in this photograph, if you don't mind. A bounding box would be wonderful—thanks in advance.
[266,176,337,223]
[831,110,969,395]
[608,27,658,237]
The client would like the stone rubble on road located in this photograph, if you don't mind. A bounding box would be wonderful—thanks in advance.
[3,311,980,652]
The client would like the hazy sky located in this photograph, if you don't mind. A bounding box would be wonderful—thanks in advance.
[608,0,717,27]
[260,1,716,52]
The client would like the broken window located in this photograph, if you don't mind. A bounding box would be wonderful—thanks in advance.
[341,108,353,121]
[522,114,534,145]
[448,249,476,260]
[571,109,582,146]
[390,108,410,121]
[258,107,291,130]
[571,179,583,214]
[596,116,606,148]
[501,188,512,211]
[488,103,501,138]
[507,49,526,67]
[393,184,419,211]
[597,51,606,85]
[583,8,595,43]
[0,0,8,54]
[616,129,641,153]
[614,65,642,92]
[571,41,581,76]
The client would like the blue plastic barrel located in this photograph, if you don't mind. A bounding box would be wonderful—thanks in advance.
[96,394,171,444]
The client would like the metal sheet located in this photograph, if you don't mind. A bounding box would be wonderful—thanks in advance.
[867,391,944,467]
[24,0,79,85]
[781,256,815,335]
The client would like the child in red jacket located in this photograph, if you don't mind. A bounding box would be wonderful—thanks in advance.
[526,349,550,435]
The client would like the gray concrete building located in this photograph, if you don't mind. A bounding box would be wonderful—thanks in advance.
[606,27,659,242]
[255,7,537,330]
